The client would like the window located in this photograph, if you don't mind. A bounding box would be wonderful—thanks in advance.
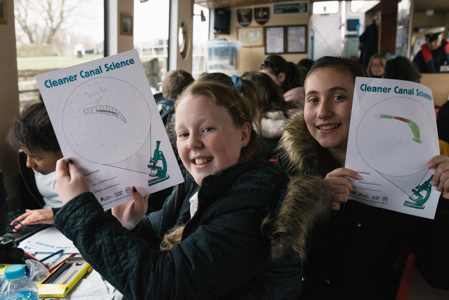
[192,4,209,78]
[15,0,105,109]
[134,0,169,94]
[313,1,339,14]
[350,1,380,13]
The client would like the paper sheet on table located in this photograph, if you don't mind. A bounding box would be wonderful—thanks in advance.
[345,77,440,219]
[35,49,184,211]
[19,227,78,253]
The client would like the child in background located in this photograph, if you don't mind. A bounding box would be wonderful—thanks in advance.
[242,71,299,159]
[158,69,194,126]
[259,55,304,104]
[366,53,387,78]
[52,80,328,299]
[277,56,449,299]
[7,102,63,228]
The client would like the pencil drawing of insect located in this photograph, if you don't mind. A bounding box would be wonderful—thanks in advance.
[83,105,127,124]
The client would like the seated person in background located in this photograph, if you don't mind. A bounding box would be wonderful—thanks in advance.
[296,58,314,72]
[384,56,421,83]
[367,53,387,78]
[260,55,304,104]
[158,69,194,126]
[7,102,63,228]
[243,71,299,159]
[413,27,449,73]
[52,80,328,299]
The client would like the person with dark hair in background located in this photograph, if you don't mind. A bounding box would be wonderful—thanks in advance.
[243,71,299,159]
[259,55,304,104]
[297,58,314,72]
[158,70,194,126]
[7,102,63,229]
[384,56,421,83]
[413,27,449,73]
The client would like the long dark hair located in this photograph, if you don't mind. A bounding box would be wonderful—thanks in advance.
[243,71,298,134]
[259,55,301,93]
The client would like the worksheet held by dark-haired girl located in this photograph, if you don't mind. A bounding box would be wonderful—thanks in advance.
[345,77,440,219]
[35,50,183,210]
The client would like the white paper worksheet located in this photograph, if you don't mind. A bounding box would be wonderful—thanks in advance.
[346,77,440,219]
[36,50,184,210]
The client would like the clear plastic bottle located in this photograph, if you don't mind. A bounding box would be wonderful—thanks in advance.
[0,264,39,300]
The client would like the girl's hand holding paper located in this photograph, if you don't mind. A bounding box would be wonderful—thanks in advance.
[55,158,90,204]
[112,188,148,230]
[427,155,449,198]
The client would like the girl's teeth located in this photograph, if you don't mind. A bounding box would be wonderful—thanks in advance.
[320,124,338,130]
[195,158,208,165]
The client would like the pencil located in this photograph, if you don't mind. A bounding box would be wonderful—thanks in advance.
[47,262,72,284]
[42,262,66,284]
[48,253,77,273]
[23,251,39,261]
[39,249,63,263]
[23,251,50,270]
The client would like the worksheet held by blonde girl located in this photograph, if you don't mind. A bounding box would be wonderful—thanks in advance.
[345,77,440,219]
[35,50,184,210]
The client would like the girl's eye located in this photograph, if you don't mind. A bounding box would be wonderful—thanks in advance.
[307,97,318,103]
[203,127,214,133]
[178,132,189,138]
[332,95,345,101]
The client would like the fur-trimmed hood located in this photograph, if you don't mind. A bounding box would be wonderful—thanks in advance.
[256,109,297,139]
[277,112,342,177]
[263,112,338,263]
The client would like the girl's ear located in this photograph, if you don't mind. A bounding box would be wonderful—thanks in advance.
[278,72,286,83]
[240,122,252,148]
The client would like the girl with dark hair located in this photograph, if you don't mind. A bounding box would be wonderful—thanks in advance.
[384,56,421,83]
[259,55,304,104]
[278,56,449,299]
[243,71,299,159]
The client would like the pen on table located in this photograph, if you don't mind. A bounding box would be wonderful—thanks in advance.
[39,249,64,263]
[23,251,50,269]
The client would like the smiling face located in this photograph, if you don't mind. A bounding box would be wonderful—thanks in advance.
[23,147,62,175]
[304,67,354,162]
[175,95,251,186]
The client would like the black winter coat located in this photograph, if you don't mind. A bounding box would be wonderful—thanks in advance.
[277,113,449,300]
[54,159,325,300]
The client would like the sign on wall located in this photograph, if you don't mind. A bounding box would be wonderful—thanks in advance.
[274,2,308,14]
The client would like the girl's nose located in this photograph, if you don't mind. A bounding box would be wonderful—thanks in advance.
[26,156,36,168]
[317,100,332,119]
[187,133,202,149]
